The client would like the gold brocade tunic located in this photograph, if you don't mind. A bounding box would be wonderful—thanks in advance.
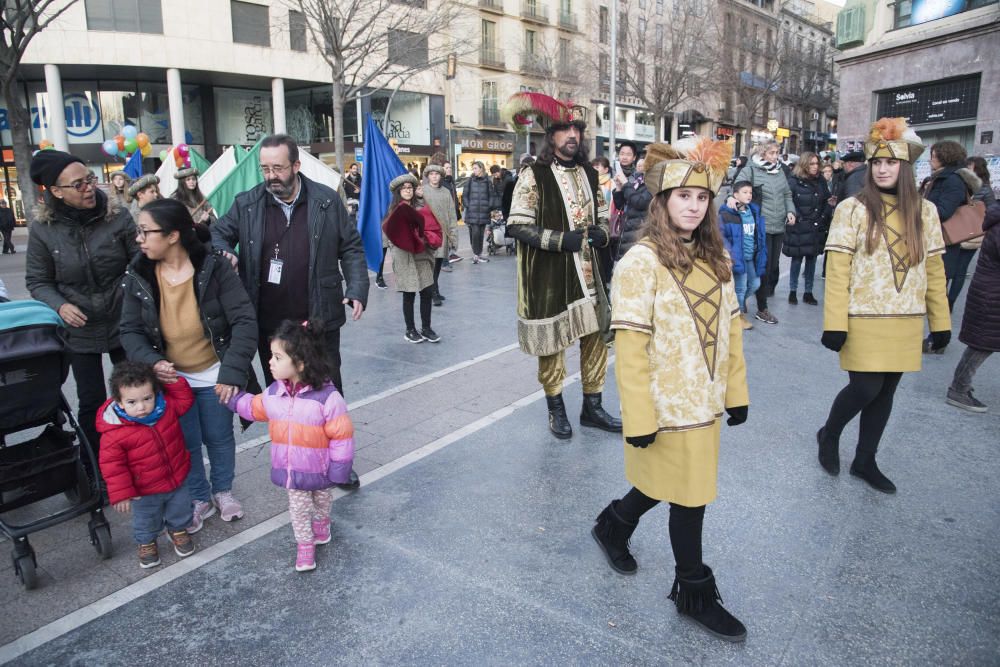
[610,242,749,506]
[824,195,950,372]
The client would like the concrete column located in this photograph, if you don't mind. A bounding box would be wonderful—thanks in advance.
[166,68,186,146]
[272,78,286,134]
[43,65,69,152]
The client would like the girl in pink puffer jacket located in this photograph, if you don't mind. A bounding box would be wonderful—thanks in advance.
[228,320,354,572]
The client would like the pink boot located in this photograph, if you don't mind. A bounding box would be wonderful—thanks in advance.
[295,543,316,572]
[312,518,331,545]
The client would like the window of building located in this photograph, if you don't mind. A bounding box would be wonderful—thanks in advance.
[289,9,307,51]
[599,6,608,43]
[524,29,536,54]
[638,17,647,38]
[639,0,646,9]
[85,0,163,34]
[558,37,570,69]
[482,19,496,47]
[657,0,664,15]
[599,53,609,86]
[231,0,270,46]
[388,30,428,65]
[656,24,663,50]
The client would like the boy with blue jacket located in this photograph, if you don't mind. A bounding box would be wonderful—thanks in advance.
[719,181,768,329]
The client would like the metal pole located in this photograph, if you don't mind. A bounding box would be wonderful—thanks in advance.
[608,0,617,161]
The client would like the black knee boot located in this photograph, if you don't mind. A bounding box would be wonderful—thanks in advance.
[669,565,747,643]
[591,501,639,575]
[546,394,572,439]
[580,393,622,432]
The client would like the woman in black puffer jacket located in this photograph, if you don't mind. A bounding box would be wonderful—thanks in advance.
[613,176,652,262]
[783,152,831,305]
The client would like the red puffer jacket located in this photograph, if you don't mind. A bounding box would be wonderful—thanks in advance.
[97,377,195,505]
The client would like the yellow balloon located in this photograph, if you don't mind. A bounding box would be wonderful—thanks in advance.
[141,143,152,157]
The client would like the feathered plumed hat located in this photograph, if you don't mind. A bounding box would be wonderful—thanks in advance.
[501,92,588,133]
[864,117,924,162]
[644,138,733,196]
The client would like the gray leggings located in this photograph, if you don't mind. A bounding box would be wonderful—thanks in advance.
[950,346,993,394]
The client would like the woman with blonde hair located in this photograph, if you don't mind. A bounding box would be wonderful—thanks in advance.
[784,151,832,305]
[593,138,750,642]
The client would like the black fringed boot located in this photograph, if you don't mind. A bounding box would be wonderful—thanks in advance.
[668,565,747,643]
[546,394,573,439]
[816,427,840,476]
[591,502,639,575]
[580,393,623,432]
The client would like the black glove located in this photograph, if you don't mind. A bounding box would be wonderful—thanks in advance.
[821,330,847,352]
[561,228,585,253]
[626,433,657,448]
[725,405,748,426]
[930,330,951,351]
[586,225,609,248]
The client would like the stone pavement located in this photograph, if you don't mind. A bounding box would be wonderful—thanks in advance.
[1,237,999,664]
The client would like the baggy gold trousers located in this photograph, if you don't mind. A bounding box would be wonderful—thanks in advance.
[537,331,607,397]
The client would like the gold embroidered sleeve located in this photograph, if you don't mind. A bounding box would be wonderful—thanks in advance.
[615,330,660,437]
[595,187,610,231]
[825,198,860,255]
[506,168,538,227]
[823,251,852,331]
[725,312,749,409]
[925,253,951,332]
[922,201,947,256]
[610,248,656,333]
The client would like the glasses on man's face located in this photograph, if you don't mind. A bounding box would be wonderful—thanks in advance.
[135,227,165,241]
[55,174,98,192]
[260,164,292,177]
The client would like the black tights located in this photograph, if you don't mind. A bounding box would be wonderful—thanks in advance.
[824,371,902,460]
[615,487,706,577]
[433,258,443,295]
[377,247,388,279]
[403,286,433,331]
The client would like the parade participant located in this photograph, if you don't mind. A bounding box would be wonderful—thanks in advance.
[108,171,131,210]
[422,164,459,306]
[26,149,138,485]
[503,92,621,438]
[127,174,161,219]
[462,161,496,263]
[228,320,355,572]
[720,180,767,330]
[172,167,215,225]
[735,141,795,324]
[0,199,14,254]
[382,174,441,343]
[785,152,832,306]
[593,138,749,642]
[120,199,258,529]
[98,361,196,569]
[818,117,950,493]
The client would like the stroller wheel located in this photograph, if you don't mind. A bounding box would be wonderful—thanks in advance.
[90,519,113,560]
[13,548,38,590]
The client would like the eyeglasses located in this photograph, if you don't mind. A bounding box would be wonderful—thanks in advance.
[260,164,292,177]
[135,227,165,240]
[54,174,98,192]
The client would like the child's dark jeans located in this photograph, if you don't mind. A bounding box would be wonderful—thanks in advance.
[132,486,193,544]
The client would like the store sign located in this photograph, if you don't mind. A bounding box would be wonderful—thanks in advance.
[634,124,656,141]
[877,76,980,125]
[461,138,515,152]
[215,87,273,146]
[1,89,103,145]
[716,127,736,137]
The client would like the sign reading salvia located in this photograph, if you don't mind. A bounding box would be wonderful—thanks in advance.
[876,75,980,126]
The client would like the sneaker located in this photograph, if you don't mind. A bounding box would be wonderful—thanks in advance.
[312,518,331,545]
[477,255,490,263]
[441,264,453,273]
[168,529,195,558]
[213,491,245,522]
[138,542,161,569]
[421,327,441,343]
[375,276,388,289]
[404,329,424,343]
[471,255,480,264]
[295,543,316,572]
[754,309,778,324]
[788,292,798,305]
[449,253,463,263]
[946,388,988,413]
[740,314,753,330]
[186,499,216,533]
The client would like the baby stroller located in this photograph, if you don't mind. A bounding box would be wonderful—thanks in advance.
[487,211,515,256]
[0,301,112,589]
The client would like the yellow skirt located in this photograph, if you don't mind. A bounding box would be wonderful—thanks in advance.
[624,419,721,507]
[840,316,924,372]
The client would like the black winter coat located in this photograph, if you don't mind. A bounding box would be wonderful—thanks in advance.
[119,245,258,388]
[26,191,138,354]
[784,175,831,258]
[211,175,369,332]
[842,166,866,198]
[959,203,1000,352]
[614,180,652,261]
[0,206,14,232]
[924,166,977,233]
[462,175,496,225]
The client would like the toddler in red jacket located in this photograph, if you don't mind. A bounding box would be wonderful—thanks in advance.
[98,361,197,569]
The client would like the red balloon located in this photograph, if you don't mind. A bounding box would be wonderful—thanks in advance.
[115,135,125,151]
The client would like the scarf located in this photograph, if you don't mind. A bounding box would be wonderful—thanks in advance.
[113,392,167,426]
[751,155,782,175]
[53,189,108,226]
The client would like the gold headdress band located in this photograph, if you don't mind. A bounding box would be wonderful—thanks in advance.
[644,138,732,196]
[864,117,924,162]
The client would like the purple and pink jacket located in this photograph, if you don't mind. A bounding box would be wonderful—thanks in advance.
[229,381,354,490]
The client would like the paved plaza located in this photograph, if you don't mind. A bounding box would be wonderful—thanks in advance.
[1,233,998,665]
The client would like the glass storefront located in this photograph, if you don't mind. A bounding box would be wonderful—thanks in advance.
[285,86,359,146]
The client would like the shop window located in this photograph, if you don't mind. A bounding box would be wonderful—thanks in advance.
[289,9,307,52]
[85,0,162,34]
[388,29,428,66]
[231,0,271,47]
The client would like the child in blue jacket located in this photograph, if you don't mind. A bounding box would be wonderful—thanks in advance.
[719,181,768,329]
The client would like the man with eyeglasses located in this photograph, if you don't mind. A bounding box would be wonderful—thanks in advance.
[25,149,139,489]
[212,134,369,488]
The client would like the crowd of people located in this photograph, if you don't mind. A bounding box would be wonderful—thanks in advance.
[6,100,997,641]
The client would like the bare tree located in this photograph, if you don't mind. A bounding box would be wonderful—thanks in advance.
[776,34,834,153]
[291,0,472,169]
[719,24,786,152]
[0,0,79,224]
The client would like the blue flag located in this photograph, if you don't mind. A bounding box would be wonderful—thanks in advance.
[358,114,407,273]
[123,149,143,180]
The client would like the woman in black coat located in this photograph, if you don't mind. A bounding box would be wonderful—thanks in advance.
[783,152,831,305]
[947,201,1000,413]
[613,176,652,262]
[461,161,497,263]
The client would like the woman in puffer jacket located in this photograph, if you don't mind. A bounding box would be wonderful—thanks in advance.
[784,152,832,305]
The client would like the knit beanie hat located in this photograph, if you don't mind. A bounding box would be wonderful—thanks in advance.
[30,150,85,187]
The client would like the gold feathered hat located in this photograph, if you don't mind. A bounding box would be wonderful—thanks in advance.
[864,117,924,162]
[644,138,733,196]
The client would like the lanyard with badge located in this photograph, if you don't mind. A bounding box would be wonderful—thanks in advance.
[268,216,294,285]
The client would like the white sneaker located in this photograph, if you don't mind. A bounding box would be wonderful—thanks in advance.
[213,491,245,522]
[186,499,216,534]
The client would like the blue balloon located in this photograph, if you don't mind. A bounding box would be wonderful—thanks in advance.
[122,125,138,140]
[102,139,119,157]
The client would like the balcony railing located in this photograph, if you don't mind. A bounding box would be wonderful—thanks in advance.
[480,106,502,126]
[479,46,506,69]
[520,1,548,23]
[521,52,549,75]
[478,0,504,13]
[558,11,577,30]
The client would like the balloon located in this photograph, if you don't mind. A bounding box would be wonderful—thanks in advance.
[184,157,191,169]
[174,153,184,168]
[122,125,138,140]
[141,143,152,157]
[159,149,169,162]
[176,143,189,158]
[124,138,138,154]
[136,133,149,149]
[102,139,119,157]
[39,139,53,150]
[118,149,128,159]
[115,135,125,151]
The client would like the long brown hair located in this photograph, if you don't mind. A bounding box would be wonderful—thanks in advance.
[640,190,732,282]
[856,160,924,264]
[172,178,207,211]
